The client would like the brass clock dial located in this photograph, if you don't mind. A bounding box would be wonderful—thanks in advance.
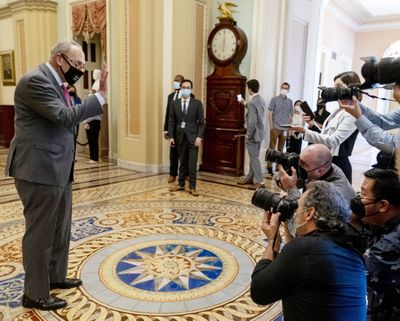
[211,28,237,62]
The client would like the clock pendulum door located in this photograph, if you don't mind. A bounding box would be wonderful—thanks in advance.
[200,15,248,176]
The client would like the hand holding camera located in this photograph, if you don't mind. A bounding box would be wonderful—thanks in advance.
[277,164,298,192]
[261,211,282,252]
[338,95,362,119]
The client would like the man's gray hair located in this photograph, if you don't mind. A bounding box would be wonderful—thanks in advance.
[303,181,350,232]
[51,40,81,56]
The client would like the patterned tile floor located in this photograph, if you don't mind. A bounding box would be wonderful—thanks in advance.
[0,148,288,321]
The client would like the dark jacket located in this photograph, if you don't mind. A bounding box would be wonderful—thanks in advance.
[168,97,205,145]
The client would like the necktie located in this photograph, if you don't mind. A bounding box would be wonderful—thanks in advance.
[61,84,71,107]
[183,100,187,116]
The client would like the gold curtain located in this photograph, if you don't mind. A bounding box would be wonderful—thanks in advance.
[71,0,106,57]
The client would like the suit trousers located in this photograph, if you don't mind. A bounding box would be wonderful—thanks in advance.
[14,178,72,299]
[85,119,101,161]
[177,135,198,189]
[245,139,263,184]
[267,128,286,169]
[169,144,179,177]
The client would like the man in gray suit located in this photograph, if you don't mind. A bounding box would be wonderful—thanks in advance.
[4,40,108,310]
[168,79,205,196]
[238,79,266,188]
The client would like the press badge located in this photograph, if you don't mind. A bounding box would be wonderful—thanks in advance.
[181,121,186,129]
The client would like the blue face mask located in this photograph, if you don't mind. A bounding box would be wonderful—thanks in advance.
[173,81,181,90]
[181,88,191,98]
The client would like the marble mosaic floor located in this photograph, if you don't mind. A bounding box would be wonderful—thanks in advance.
[0,148,285,321]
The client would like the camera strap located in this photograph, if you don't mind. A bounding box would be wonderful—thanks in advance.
[358,88,398,102]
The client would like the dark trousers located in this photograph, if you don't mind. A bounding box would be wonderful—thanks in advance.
[169,145,179,177]
[287,135,302,154]
[177,135,198,189]
[14,179,72,299]
[85,120,101,161]
[332,155,352,183]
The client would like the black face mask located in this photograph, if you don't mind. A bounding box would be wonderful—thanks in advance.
[350,193,380,218]
[69,91,77,97]
[60,54,84,86]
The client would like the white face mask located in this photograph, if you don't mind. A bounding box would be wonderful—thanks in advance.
[287,209,308,237]
[294,105,302,113]
[280,89,288,96]
[173,81,181,90]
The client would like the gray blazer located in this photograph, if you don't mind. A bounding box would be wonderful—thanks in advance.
[246,94,266,142]
[4,64,103,186]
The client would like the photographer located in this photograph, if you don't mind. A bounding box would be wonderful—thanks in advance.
[290,71,360,183]
[277,144,355,204]
[340,83,400,150]
[350,168,400,321]
[251,181,367,321]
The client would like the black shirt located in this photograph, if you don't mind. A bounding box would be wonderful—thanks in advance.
[251,231,367,321]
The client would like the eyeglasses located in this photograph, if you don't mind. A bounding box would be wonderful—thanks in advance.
[61,53,86,71]
[300,159,330,174]
[357,192,376,201]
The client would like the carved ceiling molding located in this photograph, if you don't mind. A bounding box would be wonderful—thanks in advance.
[0,0,57,19]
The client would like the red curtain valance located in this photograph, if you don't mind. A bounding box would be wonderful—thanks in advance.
[71,0,106,56]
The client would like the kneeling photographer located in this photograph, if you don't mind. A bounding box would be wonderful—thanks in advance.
[268,143,355,204]
[251,181,367,321]
[340,56,400,150]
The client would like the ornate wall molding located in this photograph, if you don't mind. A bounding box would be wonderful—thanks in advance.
[6,0,57,13]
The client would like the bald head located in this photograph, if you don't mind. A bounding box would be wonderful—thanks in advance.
[301,144,332,174]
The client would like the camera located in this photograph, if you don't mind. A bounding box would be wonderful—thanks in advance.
[360,56,400,89]
[265,149,299,172]
[319,86,360,102]
[251,188,298,222]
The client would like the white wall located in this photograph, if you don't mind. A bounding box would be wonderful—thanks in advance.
[286,0,324,107]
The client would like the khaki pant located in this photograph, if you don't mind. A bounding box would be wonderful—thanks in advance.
[267,128,286,169]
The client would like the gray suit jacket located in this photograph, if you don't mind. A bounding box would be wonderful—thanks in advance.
[246,94,266,142]
[4,64,103,186]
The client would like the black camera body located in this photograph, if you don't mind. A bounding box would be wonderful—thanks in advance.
[360,56,400,89]
[265,149,299,172]
[252,188,298,222]
[319,86,359,103]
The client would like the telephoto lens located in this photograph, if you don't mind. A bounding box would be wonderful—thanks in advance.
[265,149,299,170]
[319,86,359,102]
[251,188,298,222]
[360,56,400,89]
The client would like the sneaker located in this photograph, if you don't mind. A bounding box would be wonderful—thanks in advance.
[168,176,176,183]
[189,189,199,196]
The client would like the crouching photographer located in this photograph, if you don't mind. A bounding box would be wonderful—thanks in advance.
[340,56,400,150]
[267,143,355,204]
[251,181,367,321]
[350,168,400,321]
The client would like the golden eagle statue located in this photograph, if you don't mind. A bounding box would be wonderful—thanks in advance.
[217,2,238,21]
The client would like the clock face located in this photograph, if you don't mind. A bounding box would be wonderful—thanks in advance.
[211,28,237,62]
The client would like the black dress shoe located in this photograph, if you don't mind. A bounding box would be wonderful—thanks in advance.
[50,278,82,290]
[22,294,67,311]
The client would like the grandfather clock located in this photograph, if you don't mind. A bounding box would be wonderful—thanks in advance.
[200,16,248,176]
